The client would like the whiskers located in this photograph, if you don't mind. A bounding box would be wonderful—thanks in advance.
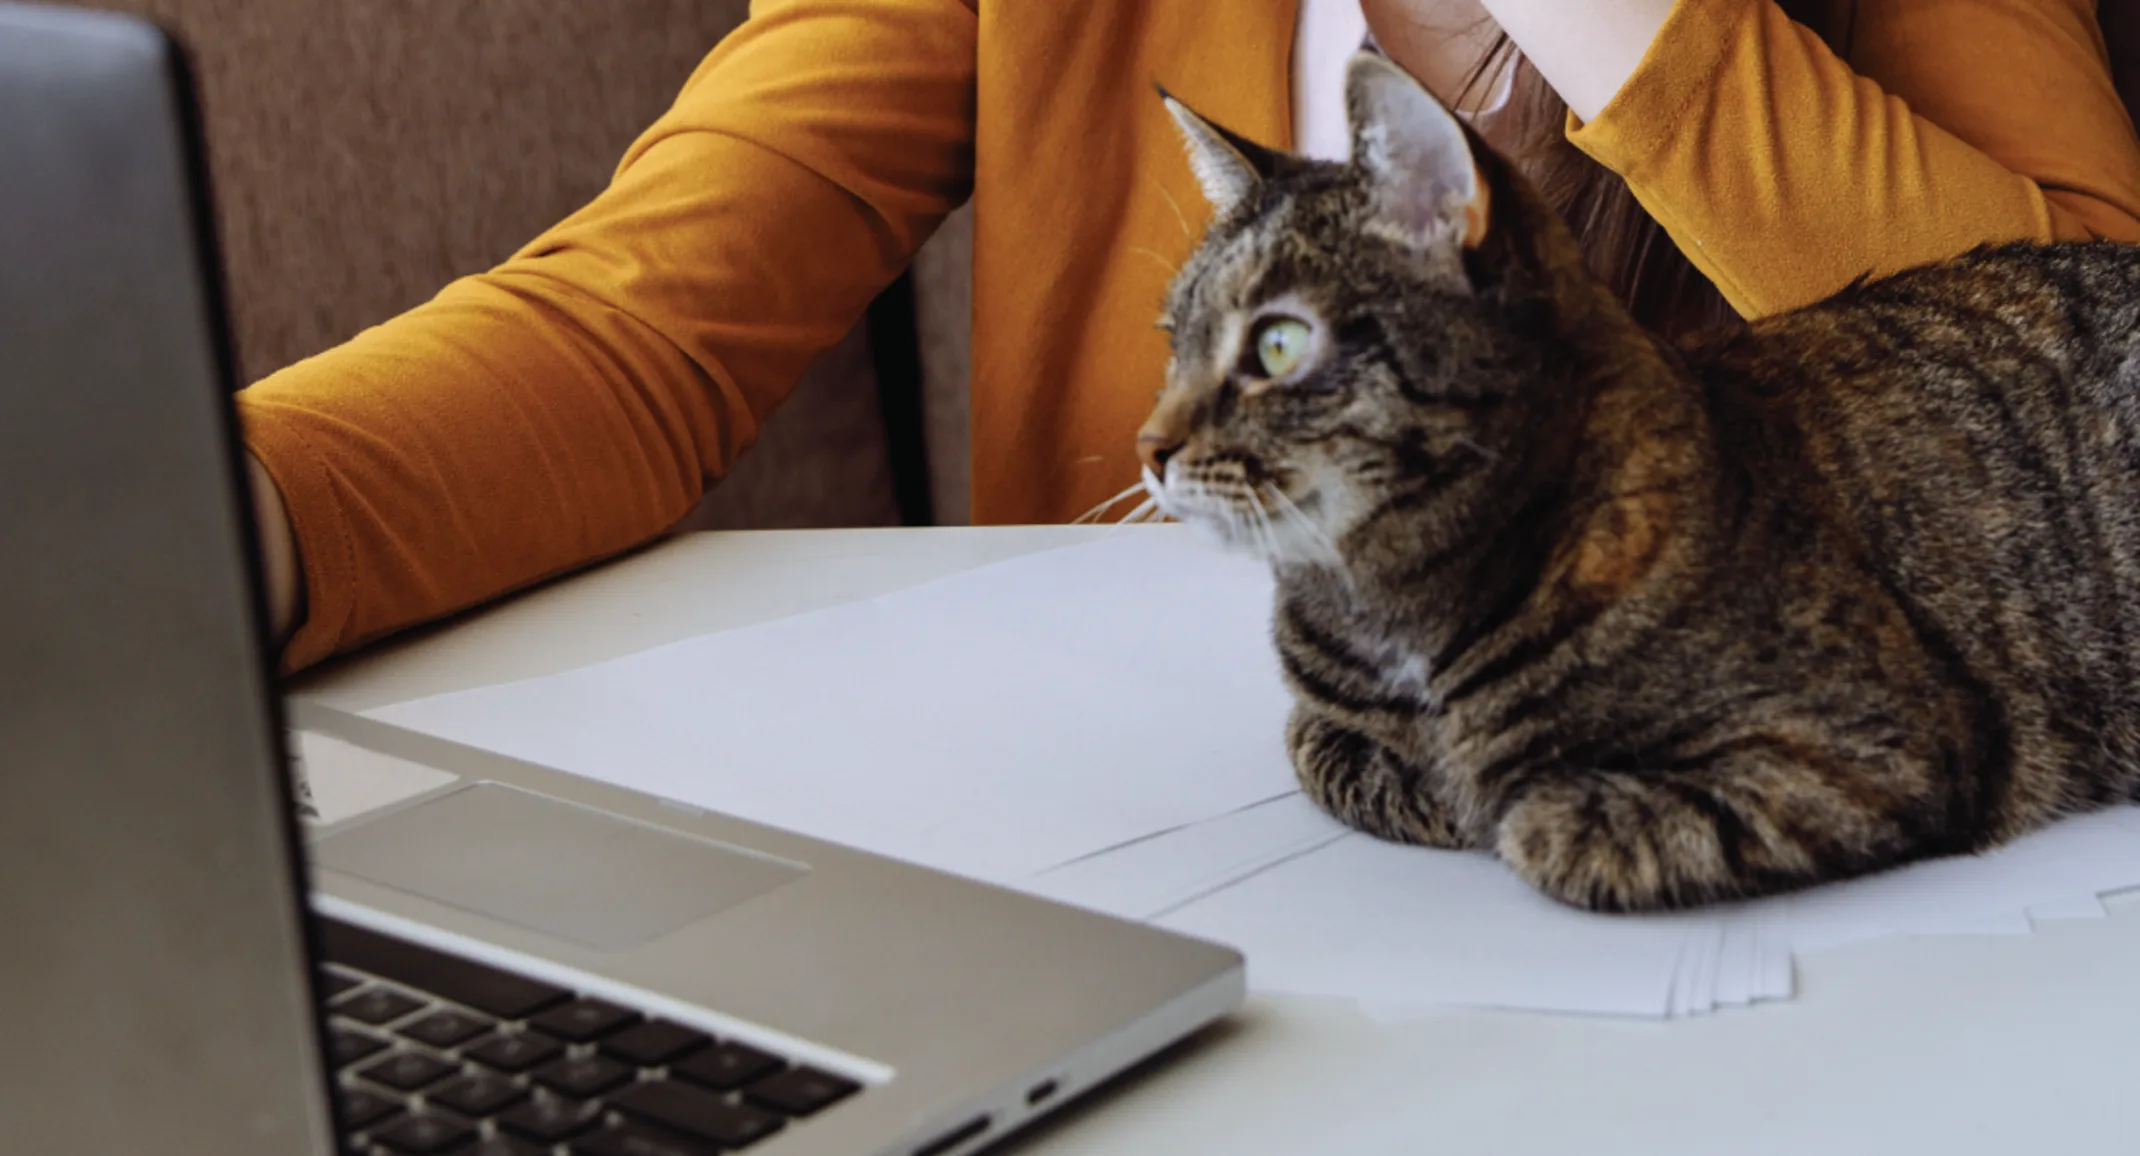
[1243,485,1279,560]
[1076,470,1346,573]
[1072,481,1148,524]
[1073,478,1171,532]
[1127,246,1180,279]
[1160,469,1348,573]
[1112,496,1166,529]
[1151,177,1194,239]
[1262,483,1344,568]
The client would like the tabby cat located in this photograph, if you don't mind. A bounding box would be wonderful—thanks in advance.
[1141,52,2140,912]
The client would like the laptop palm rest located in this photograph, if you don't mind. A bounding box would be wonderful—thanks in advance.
[314,783,808,951]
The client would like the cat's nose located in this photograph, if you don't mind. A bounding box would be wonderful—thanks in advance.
[1137,432,1183,478]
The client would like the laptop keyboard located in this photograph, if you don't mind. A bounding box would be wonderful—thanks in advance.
[319,917,861,1155]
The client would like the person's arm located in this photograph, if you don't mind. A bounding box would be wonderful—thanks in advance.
[239,0,977,671]
[1532,0,2140,317]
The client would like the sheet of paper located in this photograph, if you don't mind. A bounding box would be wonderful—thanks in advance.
[1157,834,1695,1017]
[1751,917,1791,1002]
[373,532,1299,889]
[2028,894,2107,921]
[358,529,2140,1020]
[1158,803,2140,1019]
[1712,919,1758,1008]
[1023,792,1348,921]
[1779,809,2140,954]
[1685,925,1724,1016]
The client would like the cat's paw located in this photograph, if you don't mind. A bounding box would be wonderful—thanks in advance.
[1289,710,1472,849]
[1494,774,1706,912]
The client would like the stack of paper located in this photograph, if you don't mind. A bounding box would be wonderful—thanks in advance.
[368,530,2140,1019]
[1165,805,2140,1020]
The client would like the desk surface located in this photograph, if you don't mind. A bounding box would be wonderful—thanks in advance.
[294,527,2140,1156]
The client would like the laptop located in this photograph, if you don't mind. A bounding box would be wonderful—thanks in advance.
[0,6,1244,1155]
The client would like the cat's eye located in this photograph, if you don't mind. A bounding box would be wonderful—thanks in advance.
[1252,317,1312,379]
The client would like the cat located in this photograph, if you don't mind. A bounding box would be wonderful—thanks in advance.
[1140,51,2140,912]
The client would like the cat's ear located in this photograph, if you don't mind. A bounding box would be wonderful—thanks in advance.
[1160,88,1277,216]
[1345,51,1490,249]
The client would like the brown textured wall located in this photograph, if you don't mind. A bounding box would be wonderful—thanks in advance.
[63,0,901,528]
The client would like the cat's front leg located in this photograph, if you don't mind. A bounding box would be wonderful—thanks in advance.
[1490,736,1946,912]
[1287,703,1475,849]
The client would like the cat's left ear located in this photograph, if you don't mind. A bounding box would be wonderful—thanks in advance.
[1345,52,1491,249]
[1160,88,1281,217]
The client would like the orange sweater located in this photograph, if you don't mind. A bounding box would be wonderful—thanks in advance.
[239,0,2140,671]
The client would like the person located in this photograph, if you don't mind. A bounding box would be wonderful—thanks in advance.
[236,0,2140,672]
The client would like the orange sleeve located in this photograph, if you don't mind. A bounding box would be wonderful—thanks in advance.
[1566,0,2140,318]
[237,0,976,671]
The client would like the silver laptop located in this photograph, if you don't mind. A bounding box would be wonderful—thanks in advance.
[0,6,1244,1155]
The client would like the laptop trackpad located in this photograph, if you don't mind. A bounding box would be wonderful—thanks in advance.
[315,783,807,952]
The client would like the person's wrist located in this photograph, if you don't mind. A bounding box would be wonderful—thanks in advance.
[1471,0,1675,123]
[244,451,303,646]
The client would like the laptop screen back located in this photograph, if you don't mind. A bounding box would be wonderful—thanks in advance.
[0,6,332,1152]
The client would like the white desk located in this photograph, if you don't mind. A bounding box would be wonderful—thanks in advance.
[294,527,2140,1156]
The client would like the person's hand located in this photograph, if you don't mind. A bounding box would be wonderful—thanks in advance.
[245,452,302,646]
[1357,0,1506,112]
[1365,0,1674,123]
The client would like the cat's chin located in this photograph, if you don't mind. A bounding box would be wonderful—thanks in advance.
[1176,513,1263,558]
[1148,470,1347,569]
[1174,507,1346,572]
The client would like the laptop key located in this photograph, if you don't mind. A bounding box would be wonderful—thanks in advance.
[611,1082,786,1149]
[532,1054,636,1098]
[330,1025,392,1068]
[670,1042,783,1091]
[356,1050,459,1093]
[571,1121,723,1156]
[465,1031,566,1074]
[370,1112,477,1155]
[427,1070,529,1118]
[336,1086,404,1131]
[744,1066,860,1117]
[497,1094,603,1143]
[528,997,642,1043]
[397,1008,493,1049]
[320,918,572,1020]
[600,1021,710,1068]
[333,987,428,1026]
